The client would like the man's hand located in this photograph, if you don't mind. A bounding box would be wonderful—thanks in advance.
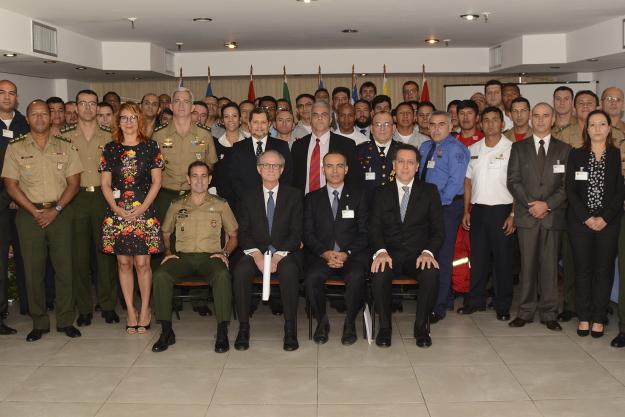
[502,215,515,236]
[160,254,180,265]
[322,250,346,268]
[371,252,392,273]
[34,208,58,228]
[461,212,471,231]
[416,252,439,270]
[8,201,18,210]
[271,253,284,273]
[252,251,265,272]
[210,252,229,267]
[528,201,549,218]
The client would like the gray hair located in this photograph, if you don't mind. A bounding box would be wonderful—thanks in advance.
[532,102,554,116]
[258,149,285,165]
[312,100,332,114]
[428,110,452,124]
[171,87,194,103]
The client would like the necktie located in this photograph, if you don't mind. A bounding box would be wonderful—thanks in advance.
[267,191,276,253]
[360,129,367,135]
[309,138,321,192]
[400,186,410,223]
[255,140,263,158]
[537,139,546,174]
[420,142,436,181]
[379,146,386,158]
[332,190,340,251]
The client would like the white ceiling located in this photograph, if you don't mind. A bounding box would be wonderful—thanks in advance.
[2,0,625,51]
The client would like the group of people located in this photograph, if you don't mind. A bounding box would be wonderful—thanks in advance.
[1,76,625,355]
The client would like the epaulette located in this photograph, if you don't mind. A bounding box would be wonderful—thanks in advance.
[98,124,112,132]
[153,123,168,133]
[209,193,226,203]
[60,124,77,134]
[196,122,212,132]
[52,134,73,143]
[9,132,28,144]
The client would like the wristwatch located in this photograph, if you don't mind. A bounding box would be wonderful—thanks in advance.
[54,204,63,213]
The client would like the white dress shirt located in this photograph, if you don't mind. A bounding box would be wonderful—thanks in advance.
[218,131,246,148]
[532,134,551,154]
[466,137,513,205]
[305,130,331,194]
[251,135,269,154]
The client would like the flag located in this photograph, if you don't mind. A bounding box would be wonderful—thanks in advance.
[282,66,291,107]
[177,67,184,88]
[247,65,255,102]
[420,64,430,102]
[205,66,213,97]
[382,64,390,96]
[351,65,358,104]
[317,65,325,89]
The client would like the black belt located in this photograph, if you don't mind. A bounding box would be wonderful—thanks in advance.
[34,201,57,209]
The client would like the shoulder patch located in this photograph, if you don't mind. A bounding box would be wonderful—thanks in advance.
[60,124,77,134]
[98,124,112,132]
[52,134,73,143]
[196,123,212,132]
[153,123,168,133]
[9,133,28,144]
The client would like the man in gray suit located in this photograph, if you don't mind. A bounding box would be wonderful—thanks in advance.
[506,103,571,331]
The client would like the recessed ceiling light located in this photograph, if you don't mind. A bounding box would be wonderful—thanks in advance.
[296,0,317,3]
[75,66,87,70]
[460,14,480,21]
[341,29,358,33]
[43,60,56,64]
[587,58,599,62]
[3,53,17,57]
[105,72,116,75]
[224,41,238,49]
[549,66,561,69]
[425,38,440,45]
[360,73,367,77]
[192,17,213,22]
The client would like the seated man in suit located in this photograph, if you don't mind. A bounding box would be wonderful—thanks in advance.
[233,150,303,351]
[227,107,293,204]
[291,101,359,194]
[304,151,368,345]
[151,161,238,353]
[369,144,445,348]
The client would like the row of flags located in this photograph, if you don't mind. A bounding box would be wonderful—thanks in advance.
[178,65,431,104]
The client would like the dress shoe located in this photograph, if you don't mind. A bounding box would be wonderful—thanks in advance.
[508,317,532,327]
[557,310,574,322]
[0,311,7,319]
[283,323,299,351]
[57,325,82,338]
[416,334,432,348]
[375,327,392,347]
[94,303,102,312]
[341,320,357,346]
[591,323,605,338]
[214,322,229,353]
[429,312,443,324]
[0,323,17,335]
[544,320,562,331]
[152,330,176,352]
[234,323,250,351]
[76,313,92,327]
[610,332,625,348]
[313,321,330,344]
[102,310,120,324]
[391,299,403,313]
[26,328,49,342]
[194,305,211,316]
[496,312,511,321]
[457,305,485,315]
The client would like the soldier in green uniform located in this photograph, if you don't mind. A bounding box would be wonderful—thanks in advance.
[64,89,119,327]
[152,87,218,314]
[151,161,238,353]
[2,100,83,341]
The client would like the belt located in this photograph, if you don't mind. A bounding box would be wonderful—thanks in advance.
[81,186,100,192]
[34,201,57,209]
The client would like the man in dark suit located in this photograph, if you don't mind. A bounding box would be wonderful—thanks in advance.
[369,144,445,348]
[291,101,359,194]
[232,150,303,351]
[228,108,293,203]
[356,111,400,204]
[304,151,368,345]
[507,102,571,331]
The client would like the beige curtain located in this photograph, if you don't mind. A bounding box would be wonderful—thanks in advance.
[91,73,553,111]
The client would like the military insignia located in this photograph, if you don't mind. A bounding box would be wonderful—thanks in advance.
[9,133,28,144]
[195,153,202,160]
[153,123,168,132]
[57,162,64,170]
[98,124,112,132]
[53,134,73,143]
[177,208,189,218]
[162,139,173,148]
[471,156,478,160]
[210,219,217,228]
[60,124,77,134]
[196,122,211,132]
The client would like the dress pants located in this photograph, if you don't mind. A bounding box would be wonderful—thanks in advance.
[0,207,27,314]
[516,225,561,322]
[433,198,464,317]
[305,256,366,323]
[560,231,576,313]
[569,219,620,324]
[233,253,301,323]
[371,255,439,331]
[465,204,513,314]
[153,253,232,323]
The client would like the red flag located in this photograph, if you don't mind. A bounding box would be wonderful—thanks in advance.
[247,65,256,102]
[420,64,430,102]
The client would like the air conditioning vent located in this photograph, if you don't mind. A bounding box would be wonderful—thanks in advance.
[32,21,58,57]
[489,45,502,70]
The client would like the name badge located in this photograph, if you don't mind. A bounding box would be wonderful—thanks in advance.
[553,160,565,174]
[2,129,13,138]
[427,160,436,169]
[342,205,355,218]
[365,171,376,181]
[575,170,588,181]
[113,189,121,199]
[195,153,202,160]
[470,155,478,160]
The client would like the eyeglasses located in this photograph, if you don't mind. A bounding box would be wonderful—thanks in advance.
[257,163,283,170]
[312,112,330,119]
[119,115,139,123]
[296,103,313,109]
[77,101,97,108]
[577,101,597,108]
[373,122,392,129]
[603,96,623,103]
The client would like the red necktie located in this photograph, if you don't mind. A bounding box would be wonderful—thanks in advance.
[309,138,321,192]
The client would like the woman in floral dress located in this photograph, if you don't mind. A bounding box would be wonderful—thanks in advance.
[100,102,164,334]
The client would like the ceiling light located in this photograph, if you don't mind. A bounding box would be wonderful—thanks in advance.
[549,66,561,69]
[587,58,599,62]
[341,29,358,33]
[127,17,137,29]
[134,76,142,80]
[297,0,317,3]
[224,41,238,49]
[481,12,491,23]
[192,17,213,22]
[425,38,439,45]
[360,73,367,77]
[176,42,183,51]
[443,39,451,47]
[460,14,480,21]
[105,72,116,75]
[3,53,17,57]
[43,60,56,64]
[75,66,87,70]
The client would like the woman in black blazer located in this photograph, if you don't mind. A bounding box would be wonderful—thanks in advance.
[566,110,625,338]
[212,102,246,207]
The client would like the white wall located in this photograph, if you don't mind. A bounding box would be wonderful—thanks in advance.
[0,72,56,111]
[595,67,625,94]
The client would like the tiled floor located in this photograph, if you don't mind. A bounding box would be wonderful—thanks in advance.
[1,299,625,417]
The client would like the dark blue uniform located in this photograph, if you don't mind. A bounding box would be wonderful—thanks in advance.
[356,139,400,205]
